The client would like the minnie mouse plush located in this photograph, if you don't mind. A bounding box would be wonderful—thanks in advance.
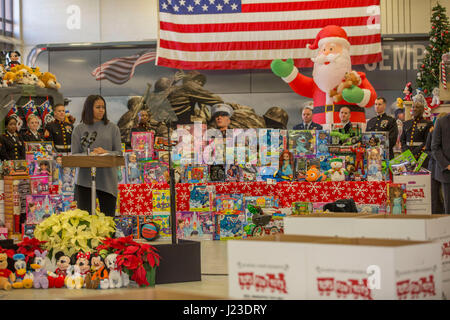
[72,252,91,277]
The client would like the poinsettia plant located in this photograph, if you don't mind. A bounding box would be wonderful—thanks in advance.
[16,238,47,262]
[97,235,160,287]
[34,209,115,259]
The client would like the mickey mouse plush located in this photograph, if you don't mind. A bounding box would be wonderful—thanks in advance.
[48,251,71,288]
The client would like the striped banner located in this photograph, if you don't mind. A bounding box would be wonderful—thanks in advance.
[91,51,157,85]
[157,0,382,69]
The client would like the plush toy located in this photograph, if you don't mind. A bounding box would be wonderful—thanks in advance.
[0,250,15,290]
[47,251,69,288]
[12,253,33,289]
[431,87,441,108]
[3,70,17,86]
[73,251,91,279]
[396,97,404,109]
[403,82,413,101]
[85,254,109,289]
[271,25,377,126]
[0,64,7,87]
[64,265,84,289]
[30,249,49,289]
[329,71,362,103]
[105,253,129,289]
[325,157,348,181]
[39,71,61,89]
[305,165,326,182]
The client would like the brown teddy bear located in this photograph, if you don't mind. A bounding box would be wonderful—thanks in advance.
[329,71,362,103]
[0,251,15,290]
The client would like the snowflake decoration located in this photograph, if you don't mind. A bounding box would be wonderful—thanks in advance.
[136,194,145,203]
[179,192,190,201]
[311,195,318,202]
[320,191,329,200]
[240,181,254,192]
[143,183,154,194]
[285,182,297,193]
[297,189,307,199]
[353,184,368,197]
[306,183,321,194]
[289,193,297,201]
[330,182,345,195]
[367,194,377,204]
[122,185,136,198]
[253,186,263,195]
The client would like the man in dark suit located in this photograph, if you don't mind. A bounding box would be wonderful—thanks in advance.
[431,113,450,214]
[366,97,398,159]
[293,104,323,130]
[338,106,353,134]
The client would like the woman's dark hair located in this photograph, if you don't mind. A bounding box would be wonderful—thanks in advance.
[5,116,17,127]
[81,95,108,125]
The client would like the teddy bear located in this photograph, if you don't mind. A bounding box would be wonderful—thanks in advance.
[39,71,61,89]
[0,251,15,290]
[329,71,362,103]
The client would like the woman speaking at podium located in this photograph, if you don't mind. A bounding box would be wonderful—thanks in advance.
[71,95,122,217]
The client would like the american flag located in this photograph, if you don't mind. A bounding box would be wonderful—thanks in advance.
[91,51,157,85]
[157,0,382,70]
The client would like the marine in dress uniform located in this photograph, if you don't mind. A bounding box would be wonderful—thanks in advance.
[0,131,25,160]
[21,129,45,142]
[366,113,398,160]
[44,120,73,154]
[400,115,433,162]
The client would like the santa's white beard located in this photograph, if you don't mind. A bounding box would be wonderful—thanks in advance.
[312,50,352,96]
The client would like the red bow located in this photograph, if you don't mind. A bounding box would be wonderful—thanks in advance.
[77,252,91,261]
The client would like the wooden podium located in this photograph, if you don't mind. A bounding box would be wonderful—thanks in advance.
[62,154,125,214]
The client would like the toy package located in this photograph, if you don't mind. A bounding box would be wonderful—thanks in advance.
[152,189,171,213]
[243,196,279,237]
[155,150,170,163]
[117,166,127,184]
[289,130,316,158]
[365,147,384,181]
[114,216,138,238]
[239,164,258,182]
[189,185,215,212]
[215,193,244,214]
[61,167,76,194]
[362,131,388,150]
[294,158,308,181]
[183,165,208,183]
[176,211,214,240]
[312,202,329,214]
[330,123,362,146]
[225,164,242,182]
[257,166,277,182]
[316,130,330,156]
[30,174,51,194]
[387,183,407,215]
[209,164,225,182]
[24,141,54,161]
[62,194,75,212]
[357,203,384,214]
[22,224,36,239]
[131,131,154,153]
[292,202,313,215]
[389,149,417,174]
[152,214,171,239]
[154,136,169,151]
[177,123,207,165]
[125,151,142,184]
[28,160,52,177]
[214,213,245,240]
[26,194,62,224]
[140,161,169,184]
[2,160,29,176]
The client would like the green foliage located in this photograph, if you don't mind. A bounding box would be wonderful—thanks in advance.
[416,2,450,94]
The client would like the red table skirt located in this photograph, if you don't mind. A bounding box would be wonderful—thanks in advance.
[118,181,388,216]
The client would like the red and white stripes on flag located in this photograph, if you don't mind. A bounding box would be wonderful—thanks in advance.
[156,0,382,70]
[91,51,157,85]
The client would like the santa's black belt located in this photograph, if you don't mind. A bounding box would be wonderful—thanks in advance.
[313,105,365,114]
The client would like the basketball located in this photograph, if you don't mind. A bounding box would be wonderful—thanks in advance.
[141,222,159,241]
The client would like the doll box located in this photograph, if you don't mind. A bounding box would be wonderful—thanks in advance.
[228,234,441,300]
[393,173,431,215]
[0,227,7,240]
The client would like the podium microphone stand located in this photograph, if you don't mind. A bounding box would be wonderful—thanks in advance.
[62,152,125,215]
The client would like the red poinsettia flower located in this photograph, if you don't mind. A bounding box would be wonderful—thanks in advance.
[16,238,47,261]
[131,264,149,287]
[117,254,141,270]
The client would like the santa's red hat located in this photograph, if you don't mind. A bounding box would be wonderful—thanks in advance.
[307,25,351,50]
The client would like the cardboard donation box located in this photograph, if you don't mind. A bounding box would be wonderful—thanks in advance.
[393,174,431,215]
[284,213,372,237]
[228,235,441,300]
[353,214,450,299]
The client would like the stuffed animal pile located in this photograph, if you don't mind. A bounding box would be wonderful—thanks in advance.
[0,63,61,89]
[0,246,131,290]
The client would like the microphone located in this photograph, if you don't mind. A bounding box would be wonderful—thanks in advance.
[87,131,97,149]
[80,132,89,150]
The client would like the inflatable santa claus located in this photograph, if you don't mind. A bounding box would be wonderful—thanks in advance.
[271,25,377,126]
